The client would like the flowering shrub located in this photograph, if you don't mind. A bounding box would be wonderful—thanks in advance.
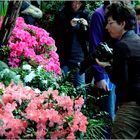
[13,64,60,91]
[0,17,61,76]
[0,82,87,139]
[0,16,110,140]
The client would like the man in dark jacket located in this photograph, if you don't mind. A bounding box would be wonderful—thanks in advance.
[96,2,140,139]
[52,1,89,87]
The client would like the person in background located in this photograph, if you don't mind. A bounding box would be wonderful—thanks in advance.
[88,0,139,122]
[89,0,116,121]
[52,1,89,88]
[135,5,140,33]
[20,0,42,25]
[96,2,140,138]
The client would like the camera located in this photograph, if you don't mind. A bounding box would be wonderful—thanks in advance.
[73,18,81,23]
[77,19,81,24]
[79,42,113,74]
[95,42,113,61]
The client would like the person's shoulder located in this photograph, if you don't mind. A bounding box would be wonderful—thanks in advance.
[91,5,104,18]
[123,32,140,42]
[115,34,140,49]
[95,5,104,14]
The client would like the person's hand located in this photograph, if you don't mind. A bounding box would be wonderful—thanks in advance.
[80,18,88,26]
[96,79,109,92]
[70,18,79,27]
[95,58,111,68]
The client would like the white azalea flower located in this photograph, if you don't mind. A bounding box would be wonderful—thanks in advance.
[42,80,48,85]
[4,68,10,73]
[61,92,66,96]
[34,88,41,94]
[0,69,10,78]
[22,64,32,71]
[15,75,21,79]
[24,71,36,83]
[37,65,43,72]
[25,86,31,90]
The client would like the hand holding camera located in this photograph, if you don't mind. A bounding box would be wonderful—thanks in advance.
[80,18,88,26]
[79,42,113,74]
[71,18,88,30]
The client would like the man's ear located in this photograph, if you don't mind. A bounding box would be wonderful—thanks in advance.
[121,21,126,29]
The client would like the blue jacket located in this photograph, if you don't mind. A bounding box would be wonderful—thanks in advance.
[89,5,110,82]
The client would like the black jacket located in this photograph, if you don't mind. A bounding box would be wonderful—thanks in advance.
[52,7,89,67]
[107,30,140,103]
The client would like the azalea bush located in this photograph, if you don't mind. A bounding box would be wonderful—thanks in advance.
[0,16,112,139]
[0,17,61,76]
[0,82,87,139]
[13,64,60,92]
[0,17,88,139]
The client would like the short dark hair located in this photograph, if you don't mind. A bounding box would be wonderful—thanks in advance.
[64,1,86,11]
[105,3,136,30]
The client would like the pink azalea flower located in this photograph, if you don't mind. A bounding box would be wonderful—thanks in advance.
[0,81,88,139]
[5,17,61,76]
[74,96,84,110]
[67,132,75,140]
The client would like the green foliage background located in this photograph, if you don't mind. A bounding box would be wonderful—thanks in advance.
[39,0,140,32]
[0,0,8,16]
[39,1,103,32]
[1,0,140,32]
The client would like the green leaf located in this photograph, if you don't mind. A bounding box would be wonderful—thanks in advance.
[0,1,8,16]
[64,116,73,124]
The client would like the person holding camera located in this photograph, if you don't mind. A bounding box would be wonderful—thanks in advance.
[89,0,116,123]
[96,2,140,139]
[52,1,89,88]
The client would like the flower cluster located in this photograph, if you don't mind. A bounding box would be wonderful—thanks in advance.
[0,82,87,139]
[1,17,61,76]
[14,64,60,91]
[0,16,89,140]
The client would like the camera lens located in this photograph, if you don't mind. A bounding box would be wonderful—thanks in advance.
[77,20,81,24]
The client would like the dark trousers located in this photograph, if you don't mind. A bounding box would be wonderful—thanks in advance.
[112,101,140,139]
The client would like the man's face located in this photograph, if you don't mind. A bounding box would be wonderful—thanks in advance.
[71,1,82,12]
[106,16,125,39]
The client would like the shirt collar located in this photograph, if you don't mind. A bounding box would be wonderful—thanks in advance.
[121,30,135,39]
